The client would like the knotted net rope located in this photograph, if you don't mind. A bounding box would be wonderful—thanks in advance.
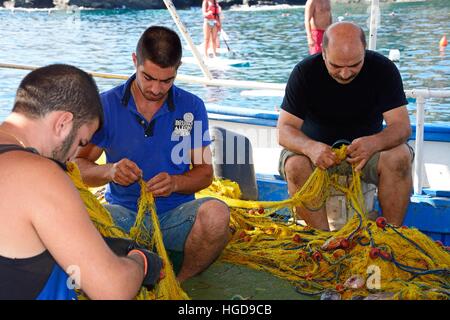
[67,144,449,300]
[197,146,450,300]
[66,162,189,300]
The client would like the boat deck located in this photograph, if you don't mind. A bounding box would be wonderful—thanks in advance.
[182,262,311,300]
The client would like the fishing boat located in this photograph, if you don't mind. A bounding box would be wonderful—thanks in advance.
[0,0,448,301]
[165,0,450,245]
[164,0,450,299]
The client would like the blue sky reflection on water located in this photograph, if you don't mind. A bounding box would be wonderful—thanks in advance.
[0,0,449,123]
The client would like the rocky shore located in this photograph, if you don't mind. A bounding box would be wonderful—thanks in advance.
[1,0,422,10]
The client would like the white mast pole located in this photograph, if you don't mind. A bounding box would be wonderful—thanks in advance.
[162,0,213,80]
[368,0,379,50]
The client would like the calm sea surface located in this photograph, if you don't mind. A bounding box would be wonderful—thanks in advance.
[0,0,449,123]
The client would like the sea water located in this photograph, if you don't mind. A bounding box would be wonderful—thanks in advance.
[0,0,448,123]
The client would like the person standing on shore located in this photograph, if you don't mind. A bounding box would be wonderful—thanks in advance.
[304,0,332,55]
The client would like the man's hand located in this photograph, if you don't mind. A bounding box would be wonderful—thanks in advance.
[128,249,165,289]
[109,159,142,186]
[346,136,379,171]
[105,237,165,288]
[146,172,177,197]
[307,141,339,170]
[307,36,315,47]
[103,237,138,256]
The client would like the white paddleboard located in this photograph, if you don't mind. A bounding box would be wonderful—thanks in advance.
[182,56,250,69]
[184,44,229,55]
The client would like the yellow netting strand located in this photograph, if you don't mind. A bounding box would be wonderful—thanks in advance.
[134,179,189,300]
[197,145,450,300]
[66,162,189,300]
[67,144,449,300]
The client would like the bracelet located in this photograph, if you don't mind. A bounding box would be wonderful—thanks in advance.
[128,249,148,276]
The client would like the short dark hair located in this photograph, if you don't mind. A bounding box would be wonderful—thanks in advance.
[322,23,367,50]
[12,64,103,130]
[135,26,182,68]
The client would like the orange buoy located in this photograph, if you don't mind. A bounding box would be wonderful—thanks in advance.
[439,35,448,47]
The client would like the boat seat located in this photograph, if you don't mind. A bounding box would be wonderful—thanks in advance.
[209,126,259,200]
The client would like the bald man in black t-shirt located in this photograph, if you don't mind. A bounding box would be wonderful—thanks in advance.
[277,22,413,231]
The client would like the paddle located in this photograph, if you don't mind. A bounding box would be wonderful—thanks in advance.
[219,29,233,55]
[221,28,230,42]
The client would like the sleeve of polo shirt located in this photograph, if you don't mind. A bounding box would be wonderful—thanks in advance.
[280,64,307,120]
[191,97,211,149]
[377,59,408,113]
[90,93,111,149]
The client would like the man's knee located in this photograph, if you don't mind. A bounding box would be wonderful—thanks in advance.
[284,155,312,183]
[379,145,412,179]
[197,199,230,232]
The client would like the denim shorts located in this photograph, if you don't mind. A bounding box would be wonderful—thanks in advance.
[104,197,217,273]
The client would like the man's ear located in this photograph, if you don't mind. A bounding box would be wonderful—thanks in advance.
[54,111,74,139]
[132,52,138,69]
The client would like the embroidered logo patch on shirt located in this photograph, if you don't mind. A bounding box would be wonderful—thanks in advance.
[173,112,194,136]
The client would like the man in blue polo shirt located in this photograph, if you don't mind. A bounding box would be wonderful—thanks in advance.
[75,26,230,282]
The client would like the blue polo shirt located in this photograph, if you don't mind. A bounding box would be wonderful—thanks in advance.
[91,74,211,215]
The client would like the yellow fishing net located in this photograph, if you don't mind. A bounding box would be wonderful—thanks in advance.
[67,144,450,300]
[197,146,450,300]
[66,162,189,300]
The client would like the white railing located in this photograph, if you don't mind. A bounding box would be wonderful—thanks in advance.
[405,89,450,195]
[0,62,286,90]
[0,62,448,195]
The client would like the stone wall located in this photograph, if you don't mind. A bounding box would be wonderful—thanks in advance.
[69,0,198,9]
[2,0,200,9]
[1,0,423,10]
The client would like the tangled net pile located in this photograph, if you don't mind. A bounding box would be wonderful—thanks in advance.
[197,146,450,300]
[67,144,449,300]
[67,162,189,300]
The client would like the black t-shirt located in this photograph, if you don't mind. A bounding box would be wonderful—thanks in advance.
[281,50,408,146]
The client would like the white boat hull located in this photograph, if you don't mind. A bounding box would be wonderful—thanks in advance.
[208,110,450,192]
